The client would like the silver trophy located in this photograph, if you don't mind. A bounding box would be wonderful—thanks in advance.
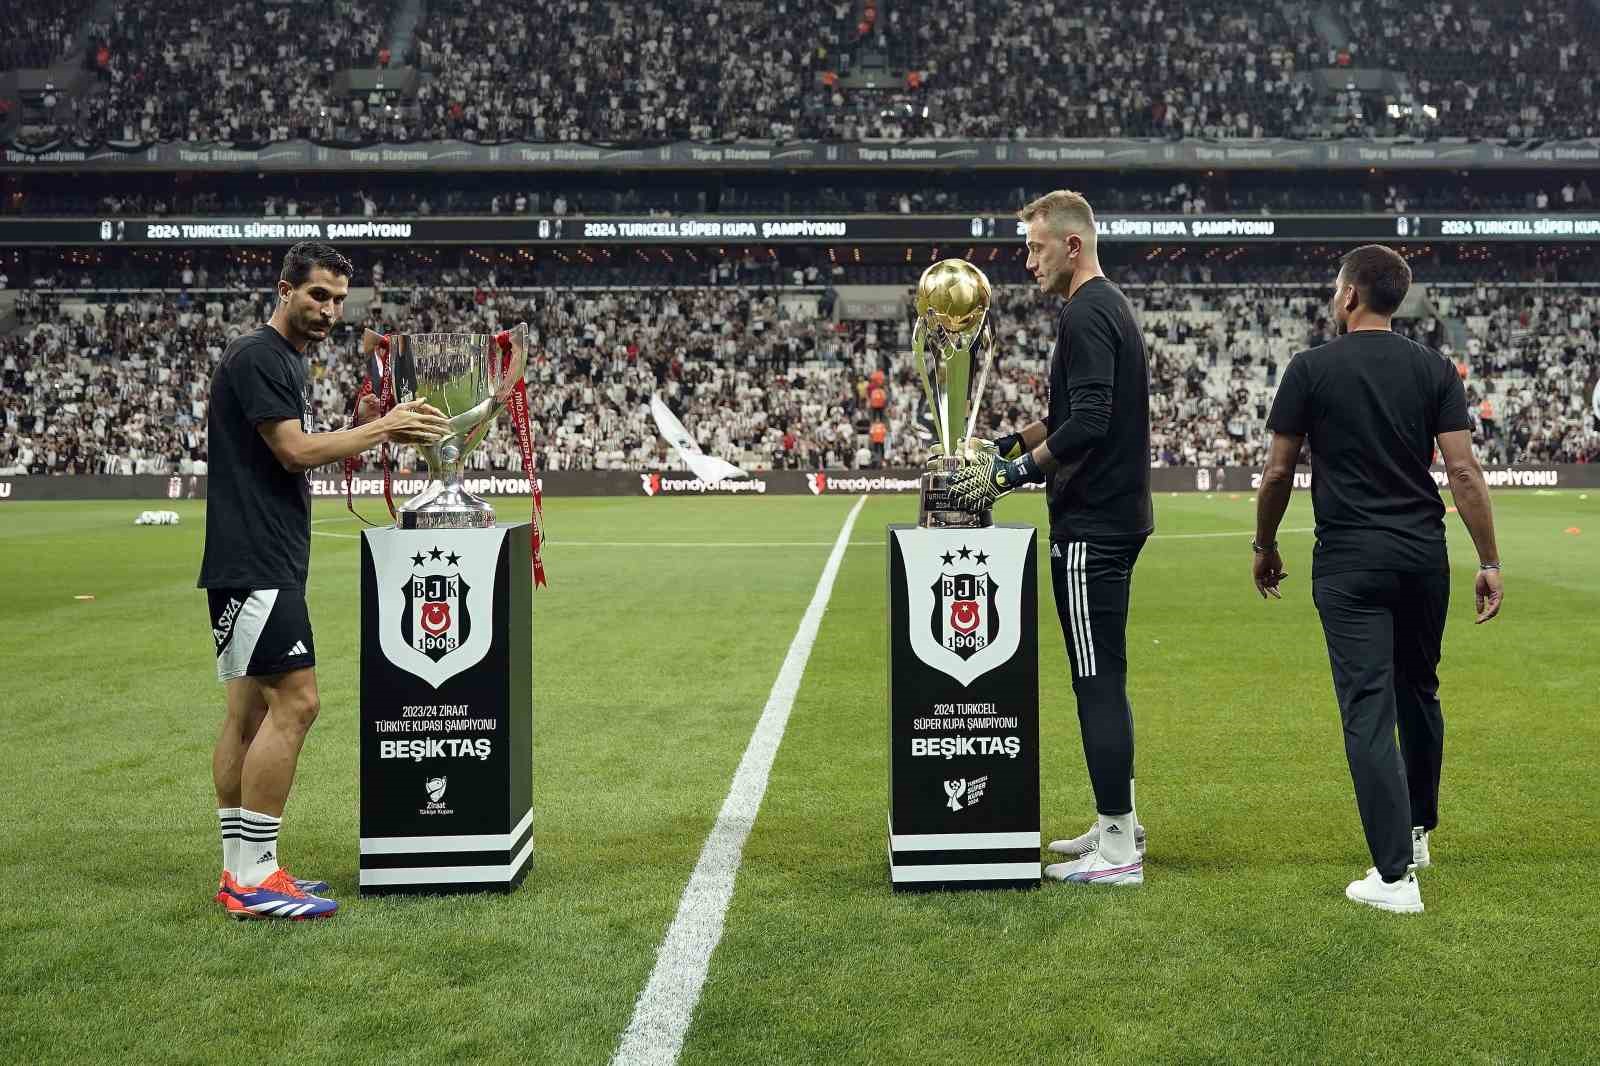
[912,259,996,528]
[388,322,530,529]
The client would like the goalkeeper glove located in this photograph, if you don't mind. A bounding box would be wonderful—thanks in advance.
[949,450,1045,511]
[991,433,1025,461]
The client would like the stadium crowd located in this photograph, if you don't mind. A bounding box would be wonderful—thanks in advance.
[1339,0,1600,140]
[880,0,1322,140]
[0,1,88,71]
[6,0,1600,145]
[61,0,394,146]
[410,0,852,142]
[4,281,1596,478]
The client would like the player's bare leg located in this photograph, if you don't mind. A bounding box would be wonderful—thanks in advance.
[213,677,268,810]
[240,666,321,818]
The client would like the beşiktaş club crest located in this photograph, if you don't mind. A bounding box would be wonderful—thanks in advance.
[930,546,999,662]
[377,535,498,688]
[402,548,472,663]
[896,527,1027,687]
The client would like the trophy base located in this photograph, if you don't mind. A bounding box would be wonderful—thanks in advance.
[919,459,992,529]
[398,478,497,530]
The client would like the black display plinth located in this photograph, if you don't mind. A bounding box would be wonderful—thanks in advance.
[358,523,532,895]
[887,524,1040,891]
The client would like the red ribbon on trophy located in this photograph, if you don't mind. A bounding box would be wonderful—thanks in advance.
[495,329,546,587]
[343,328,399,525]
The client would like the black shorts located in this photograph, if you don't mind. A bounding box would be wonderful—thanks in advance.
[207,588,316,682]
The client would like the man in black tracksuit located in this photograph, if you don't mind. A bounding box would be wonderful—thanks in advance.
[1255,244,1503,914]
[951,190,1152,886]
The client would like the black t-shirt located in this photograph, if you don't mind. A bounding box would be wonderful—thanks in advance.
[1266,329,1470,578]
[197,325,313,590]
[1045,277,1155,542]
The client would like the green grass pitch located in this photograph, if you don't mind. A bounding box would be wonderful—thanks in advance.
[0,489,1596,1065]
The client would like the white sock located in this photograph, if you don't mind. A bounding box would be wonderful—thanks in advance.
[236,808,282,886]
[1129,778,1139,829]
[217,807,241,877]
[1097,813,1138,865]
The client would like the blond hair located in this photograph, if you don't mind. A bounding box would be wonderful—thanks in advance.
[1018,190,1096,241]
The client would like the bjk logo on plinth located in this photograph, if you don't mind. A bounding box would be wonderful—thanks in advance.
[402,547,472,663]
[903,535,1022,688]
[932,545,998,662]
[379,541,494,688]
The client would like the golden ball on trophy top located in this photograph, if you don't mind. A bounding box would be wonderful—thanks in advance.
[915,258,992,335]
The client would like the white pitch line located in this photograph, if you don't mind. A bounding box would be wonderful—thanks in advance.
[610,494,867,1066]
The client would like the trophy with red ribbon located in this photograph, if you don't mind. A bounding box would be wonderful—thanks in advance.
[347,323,546,585]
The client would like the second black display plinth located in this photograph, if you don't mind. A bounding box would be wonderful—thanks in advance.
[887,524,1040,891]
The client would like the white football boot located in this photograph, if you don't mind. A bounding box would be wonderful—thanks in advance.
[1044,851,1144,885]
[1345,869,1424,914]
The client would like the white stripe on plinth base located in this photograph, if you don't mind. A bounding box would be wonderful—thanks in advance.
[890,862,1043,883]
[886,815,1040,852]
[358,835,534,887]
[359,808,533,855]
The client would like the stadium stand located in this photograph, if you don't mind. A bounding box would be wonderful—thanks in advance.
[5,279,1595,478]
[5,0,1600,144]
[75,0,397,145]
[411,0,851,142]
[0,1,91,71]
[879,0,1322,139]
[1338,0,1600,139]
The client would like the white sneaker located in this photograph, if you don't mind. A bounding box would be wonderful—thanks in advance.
[1046,820,1147,859]
[1044,852,1144,885]
[1412,827,1432,869]
[1345,869,1424,914]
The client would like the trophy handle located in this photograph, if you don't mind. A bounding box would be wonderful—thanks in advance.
[912,318,949,455]
[493,321,531,400]
[961,320,996,451]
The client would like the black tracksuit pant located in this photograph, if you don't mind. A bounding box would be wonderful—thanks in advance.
[1050,537,1146,817]
[1312,569,1449,881]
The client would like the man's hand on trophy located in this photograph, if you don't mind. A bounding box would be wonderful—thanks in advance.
[949,450,1045,511]
[375,399,452,445]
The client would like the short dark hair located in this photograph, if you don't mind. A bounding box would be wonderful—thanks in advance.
[280,241,354,287]
[1338,244,1410,315]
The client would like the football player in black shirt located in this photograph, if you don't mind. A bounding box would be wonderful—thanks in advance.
[1257,244,1501,914]
[951,191,1154,886]
[198,241,450,919]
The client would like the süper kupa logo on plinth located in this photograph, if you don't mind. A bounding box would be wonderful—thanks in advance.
[377,541,496,688]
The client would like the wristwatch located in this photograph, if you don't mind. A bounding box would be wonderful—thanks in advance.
[1251,540,1277,553]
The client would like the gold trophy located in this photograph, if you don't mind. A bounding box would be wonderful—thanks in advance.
[912,259,996,527]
